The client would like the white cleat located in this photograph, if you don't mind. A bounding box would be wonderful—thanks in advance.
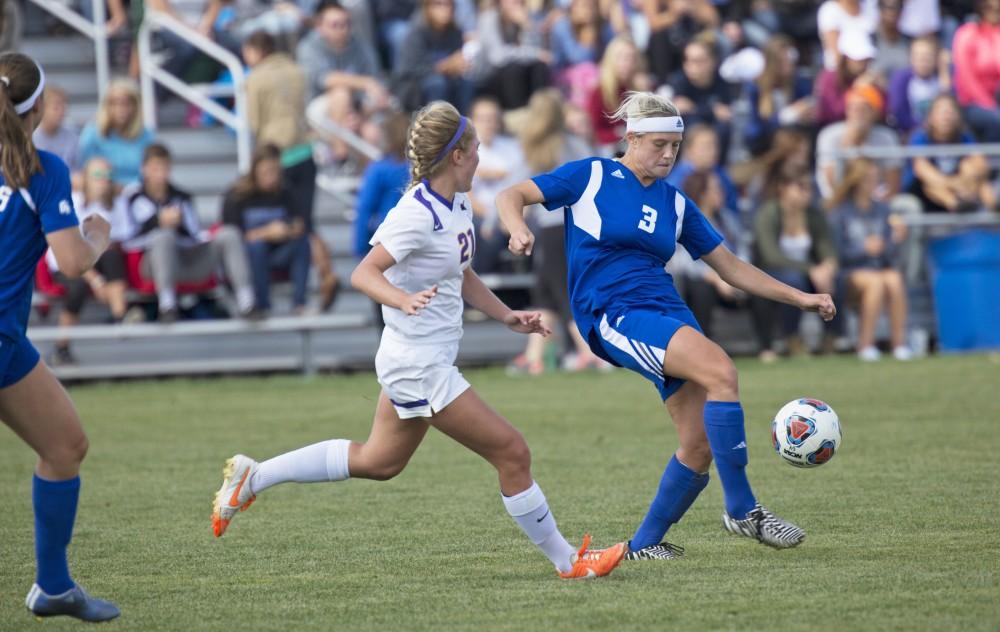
[892,346,914,361]
[722,503,805,549]
[212,454,258,537]
[857,346,881,362]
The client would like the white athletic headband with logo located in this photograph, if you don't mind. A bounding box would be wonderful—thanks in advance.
[0,61,46,115]
[626,116,685,134]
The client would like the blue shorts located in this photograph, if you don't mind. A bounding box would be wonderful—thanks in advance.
[588,306,702,401]
[0,335,41,389]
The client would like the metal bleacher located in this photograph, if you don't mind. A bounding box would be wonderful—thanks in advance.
[21,10,998,381]
[21,20,533,380]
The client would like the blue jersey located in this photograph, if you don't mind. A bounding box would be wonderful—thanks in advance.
[0,151,78,339]
[532,157,723,336]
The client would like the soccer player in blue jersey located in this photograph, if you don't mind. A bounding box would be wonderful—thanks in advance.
[497,91,837,559]
[0,53,120,621]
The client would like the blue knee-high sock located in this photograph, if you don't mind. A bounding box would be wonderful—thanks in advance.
[704,401,756,519]
[32,474,80,595]
[630,455,710,550]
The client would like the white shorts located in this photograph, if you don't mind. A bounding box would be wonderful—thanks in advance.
[375,333,470,420]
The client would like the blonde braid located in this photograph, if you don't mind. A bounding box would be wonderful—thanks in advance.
[405,101,473,190]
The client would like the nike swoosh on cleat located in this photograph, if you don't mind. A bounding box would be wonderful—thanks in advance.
[584,569,596,578]
[536,509,550,523]
[228,468,250,508]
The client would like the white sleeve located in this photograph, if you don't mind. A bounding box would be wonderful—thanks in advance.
[817,2,842,34]
[370,204,433,263]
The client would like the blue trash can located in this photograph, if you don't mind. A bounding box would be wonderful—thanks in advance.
[927,230,1000,352]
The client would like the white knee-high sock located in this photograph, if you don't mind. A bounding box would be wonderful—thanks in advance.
[502,481,577,573]
[249,439,351,495]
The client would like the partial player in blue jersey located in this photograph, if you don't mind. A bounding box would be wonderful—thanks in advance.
[0,53,120,621]
[497,91,837,559]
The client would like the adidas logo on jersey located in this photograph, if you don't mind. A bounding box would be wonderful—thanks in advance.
[732,441,747,450]
[611,169,625,179]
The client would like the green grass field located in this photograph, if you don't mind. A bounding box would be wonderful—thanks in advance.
[2,354,999,631]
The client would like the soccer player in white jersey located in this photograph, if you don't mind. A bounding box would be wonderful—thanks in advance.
[497,92,837,559]
[212,101,626,579]
[0,53,120,622]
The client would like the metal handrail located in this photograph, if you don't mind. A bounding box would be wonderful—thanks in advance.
[305,94,382,161]
[898,211,1000,228]
[820,142,1000,160]
[29,313,370,377]
[137,10,251,172]
[27,0,109,103]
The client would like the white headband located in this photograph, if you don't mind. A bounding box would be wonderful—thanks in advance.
[6,62,46,116]
[626,116,684,134]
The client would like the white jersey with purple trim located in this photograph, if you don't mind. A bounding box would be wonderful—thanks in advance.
[370,181,475,345]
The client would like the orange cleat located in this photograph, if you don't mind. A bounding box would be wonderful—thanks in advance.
[557,535,627,579]
[211,454,259,537]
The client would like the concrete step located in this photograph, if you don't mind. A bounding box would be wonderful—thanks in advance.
[171,161,239,196]
[158,127,238,162]
[21,36,95,71]
[46,68,100,101]
[315,223,354,256]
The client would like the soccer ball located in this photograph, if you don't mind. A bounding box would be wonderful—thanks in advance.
[771,398,842,468]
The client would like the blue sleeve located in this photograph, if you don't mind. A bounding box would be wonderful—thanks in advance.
[677,192,724,260]
[32,152,79,234]
[354,162,382,257]
[530,158,594,211]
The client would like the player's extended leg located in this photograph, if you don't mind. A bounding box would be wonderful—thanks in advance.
[626,381,710,560]
[662,327,804,549]
[212,392,428,537]
[0,360,120,622]
[429,388,625,578]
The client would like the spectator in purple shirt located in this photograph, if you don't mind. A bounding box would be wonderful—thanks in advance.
[887,36,952,135]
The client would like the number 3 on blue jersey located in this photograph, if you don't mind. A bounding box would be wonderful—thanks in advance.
[638,204,657,234]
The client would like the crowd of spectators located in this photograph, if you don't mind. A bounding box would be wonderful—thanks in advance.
[24,0,1000,366]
